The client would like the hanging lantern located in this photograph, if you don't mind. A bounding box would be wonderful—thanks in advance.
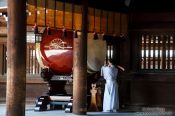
[120,33,125,38]
[34,23,38,34]
[93,32,98,40]
[73,30,78,38]
[62,27,67,38]
[47,25,51,35]
[102,33,106,40]
[93,7,98,40]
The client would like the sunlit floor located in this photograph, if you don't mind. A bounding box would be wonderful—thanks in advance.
[0,104,174,116]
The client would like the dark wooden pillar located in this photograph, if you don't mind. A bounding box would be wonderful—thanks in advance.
[73,0,88,115]
[6,0,26,116]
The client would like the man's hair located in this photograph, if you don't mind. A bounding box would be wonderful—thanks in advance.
[108,59,114,64]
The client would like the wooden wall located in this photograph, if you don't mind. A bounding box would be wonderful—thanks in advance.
[0,77,48,103]
[129,12,175,30]
[118,12,175,112]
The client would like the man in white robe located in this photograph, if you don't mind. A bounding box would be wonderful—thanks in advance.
[101,60,119,112]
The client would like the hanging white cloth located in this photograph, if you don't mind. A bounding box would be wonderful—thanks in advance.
[87,33,106,73]
[76,32,106,73]
[101,65,119,112]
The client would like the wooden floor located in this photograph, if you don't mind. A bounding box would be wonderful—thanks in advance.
[0,104,174,116]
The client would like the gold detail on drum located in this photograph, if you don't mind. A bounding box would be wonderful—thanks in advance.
[49,38,72,49]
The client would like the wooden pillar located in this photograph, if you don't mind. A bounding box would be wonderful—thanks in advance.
[73,0,88,115]
[6,0,26,116]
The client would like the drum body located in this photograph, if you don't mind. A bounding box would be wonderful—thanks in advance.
[40,29,73,75]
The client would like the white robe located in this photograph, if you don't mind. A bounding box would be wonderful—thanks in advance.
[101,65,119,112]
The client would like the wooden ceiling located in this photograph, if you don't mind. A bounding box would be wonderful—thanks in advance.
[129,0,175,12]
[1,0,175,14]
[1,0,175,13]
[61,0,129,12]
[26,0,129,12]
[84,0,175,12]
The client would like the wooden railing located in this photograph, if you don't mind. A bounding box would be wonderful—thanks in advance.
[139,33,175,70]
[0,43,41,76]
[26,43,41,75]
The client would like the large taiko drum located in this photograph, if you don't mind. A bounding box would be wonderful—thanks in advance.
[39,29,73,75]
